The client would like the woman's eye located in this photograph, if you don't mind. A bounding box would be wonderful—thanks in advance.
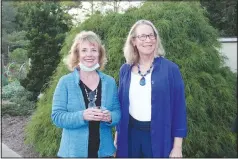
[140,35,146,38]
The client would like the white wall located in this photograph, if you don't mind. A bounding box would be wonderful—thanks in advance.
[218,38,237,73]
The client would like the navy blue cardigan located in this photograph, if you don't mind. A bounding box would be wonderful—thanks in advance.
[116,56,187,157]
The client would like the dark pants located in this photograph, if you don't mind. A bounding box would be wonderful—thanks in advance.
[128,116,153,158]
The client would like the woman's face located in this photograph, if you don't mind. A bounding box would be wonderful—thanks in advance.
[78,40,99,68]
[132,24,157,56]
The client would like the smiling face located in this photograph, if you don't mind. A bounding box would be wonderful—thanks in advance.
[78,40,99,68]
[132,24,157,56]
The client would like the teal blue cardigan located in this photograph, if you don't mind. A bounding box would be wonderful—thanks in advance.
[51,68,121,157]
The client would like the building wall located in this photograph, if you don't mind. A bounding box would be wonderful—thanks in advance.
[218,38,237,73]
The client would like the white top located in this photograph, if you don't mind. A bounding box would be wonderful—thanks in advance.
[129,71,152,121]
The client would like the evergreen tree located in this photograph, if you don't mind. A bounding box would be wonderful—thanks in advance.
[200,0,237,37]
[19,2,72,100]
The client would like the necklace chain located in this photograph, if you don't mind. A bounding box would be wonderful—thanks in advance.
[137,64,153,77]
[137,62,153,86]
[83,83,98,102]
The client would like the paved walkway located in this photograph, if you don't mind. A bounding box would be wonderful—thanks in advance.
[1,143,21,157]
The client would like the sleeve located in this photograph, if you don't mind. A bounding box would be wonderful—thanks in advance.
[105,79,121,127]
[171,65,187,137]
[51,77,87,129]
[115,65,125,133]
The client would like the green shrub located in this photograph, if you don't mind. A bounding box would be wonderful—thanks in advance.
[10,90,35,102]
[25,2,237,157]
[9,48,28,64]
[2,99,36,116]
[2,74,8,86]
[2,80,36,116]
[2,80,34,100]
[2,80,25,100]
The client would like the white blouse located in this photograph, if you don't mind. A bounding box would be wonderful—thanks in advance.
[129,71,152,121]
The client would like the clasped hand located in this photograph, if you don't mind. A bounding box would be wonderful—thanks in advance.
[83,107,111,122]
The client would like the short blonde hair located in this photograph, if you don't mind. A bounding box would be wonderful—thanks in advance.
[123,19,165,64]
[65,31,107,71]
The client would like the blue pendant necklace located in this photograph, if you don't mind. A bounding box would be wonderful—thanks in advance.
[137,63,153,86]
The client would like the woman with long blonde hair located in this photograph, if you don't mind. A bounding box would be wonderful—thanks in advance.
[114,20,187,158]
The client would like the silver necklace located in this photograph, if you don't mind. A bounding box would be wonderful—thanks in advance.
[83,84,98,108]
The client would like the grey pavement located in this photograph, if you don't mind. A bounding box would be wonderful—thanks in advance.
[1,143,21,158]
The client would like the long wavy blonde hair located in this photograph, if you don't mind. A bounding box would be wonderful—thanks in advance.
[64,31,107,71]
[123,20,165,64]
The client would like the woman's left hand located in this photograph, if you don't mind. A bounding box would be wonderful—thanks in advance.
[169,147,182,158]
[101,110,112,123]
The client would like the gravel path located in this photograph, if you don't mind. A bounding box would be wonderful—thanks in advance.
[2,115,40,157]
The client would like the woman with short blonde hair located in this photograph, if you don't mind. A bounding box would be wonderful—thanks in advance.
[65,31,107,71]
[52,31,120,158]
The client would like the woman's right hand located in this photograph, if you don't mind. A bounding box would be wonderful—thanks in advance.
[83,108,104,121]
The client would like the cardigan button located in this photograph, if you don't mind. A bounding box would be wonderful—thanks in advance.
[151,81,154,84]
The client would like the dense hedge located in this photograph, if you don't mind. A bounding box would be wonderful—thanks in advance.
[25,2,237,157]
